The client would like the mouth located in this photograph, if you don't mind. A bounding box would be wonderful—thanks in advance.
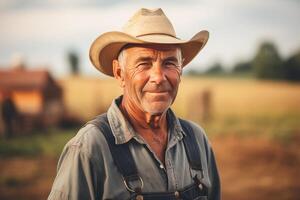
[146,91,169,94]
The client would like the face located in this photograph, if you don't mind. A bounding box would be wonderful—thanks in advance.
[114,44,182,115]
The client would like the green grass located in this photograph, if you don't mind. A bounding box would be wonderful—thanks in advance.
[0,128,76,157]
[0,112,299,158]
[199,113,300,141]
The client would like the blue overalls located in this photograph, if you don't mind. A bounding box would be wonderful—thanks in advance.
[89,114,208,200]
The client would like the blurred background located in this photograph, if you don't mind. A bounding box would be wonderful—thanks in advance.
[0,0,300,199]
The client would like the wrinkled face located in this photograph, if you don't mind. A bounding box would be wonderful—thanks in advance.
[114,44,183,115]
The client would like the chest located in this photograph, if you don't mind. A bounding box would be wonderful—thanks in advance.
[138,129,168,164]
[102,140,205,199]
[99,129,211,200]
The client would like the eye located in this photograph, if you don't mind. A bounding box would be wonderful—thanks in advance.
[164,61,179,68]
[137,62,152,69]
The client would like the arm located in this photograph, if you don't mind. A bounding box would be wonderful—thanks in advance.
[204,136,221,200]
[48,129,104,200]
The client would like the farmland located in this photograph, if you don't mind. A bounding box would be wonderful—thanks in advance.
[61,76,300,138]
[0,76,300,200]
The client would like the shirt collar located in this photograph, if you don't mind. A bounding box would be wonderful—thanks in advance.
[107,96,185,145]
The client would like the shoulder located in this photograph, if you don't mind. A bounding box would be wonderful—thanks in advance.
[50,123,109,200]
[180,119,208,141]
[179,119,212,154]
[63,122,110,162]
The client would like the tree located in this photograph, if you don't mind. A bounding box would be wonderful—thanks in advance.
[253,41,283,79]
[205,62,224,74]
[186,69,202,76]
[67,51,80,75]
[283,50,300,81]
[232,61,252,73]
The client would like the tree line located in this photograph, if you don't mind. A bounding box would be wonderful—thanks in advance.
[188,41,300,81]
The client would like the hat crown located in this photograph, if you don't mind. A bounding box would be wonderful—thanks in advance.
[122,8,176,37]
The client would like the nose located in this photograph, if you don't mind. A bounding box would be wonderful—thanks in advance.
[149,63,166,84]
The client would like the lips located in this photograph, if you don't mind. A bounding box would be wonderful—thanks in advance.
[146,90,169,93]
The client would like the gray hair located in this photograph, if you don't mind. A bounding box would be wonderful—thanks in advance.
[117,49,127,70]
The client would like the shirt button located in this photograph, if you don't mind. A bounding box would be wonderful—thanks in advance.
[199,183,203,190]
[174,191,180,199]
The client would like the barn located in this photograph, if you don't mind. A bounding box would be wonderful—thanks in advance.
[0,68,64,135]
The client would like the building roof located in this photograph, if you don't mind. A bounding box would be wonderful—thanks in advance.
[0,68,59,91]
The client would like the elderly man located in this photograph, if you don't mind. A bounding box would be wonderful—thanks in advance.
[48,8,220,200]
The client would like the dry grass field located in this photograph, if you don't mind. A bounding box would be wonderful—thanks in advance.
[61,76,300,138]
[61,76,300,116]
[1,76,300,200]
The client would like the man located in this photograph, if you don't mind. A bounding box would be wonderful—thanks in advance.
[1,91,18,139]
[48,8,220,200]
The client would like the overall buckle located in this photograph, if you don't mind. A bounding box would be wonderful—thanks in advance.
[123,175,144,193]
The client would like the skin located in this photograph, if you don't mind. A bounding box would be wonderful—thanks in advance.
[112,44,183,164]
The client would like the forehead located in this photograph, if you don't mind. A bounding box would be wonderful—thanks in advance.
[122,44,181,58]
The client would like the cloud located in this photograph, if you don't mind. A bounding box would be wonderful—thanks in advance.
[0,0,201,11]
[0,0,299,75]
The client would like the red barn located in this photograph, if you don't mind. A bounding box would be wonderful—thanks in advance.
[0,68,64,135]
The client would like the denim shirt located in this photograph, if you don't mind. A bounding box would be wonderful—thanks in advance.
[48,96,221,200]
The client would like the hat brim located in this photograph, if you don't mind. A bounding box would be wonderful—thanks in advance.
[89,30,209,76]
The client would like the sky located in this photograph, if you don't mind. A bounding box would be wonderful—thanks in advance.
[0,0,300,77]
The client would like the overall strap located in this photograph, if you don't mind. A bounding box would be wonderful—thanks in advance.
[87,113,142,192]
[87,114,204,198]
[179,119,203,172]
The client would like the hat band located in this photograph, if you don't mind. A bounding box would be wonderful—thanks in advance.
[136,32,179,39]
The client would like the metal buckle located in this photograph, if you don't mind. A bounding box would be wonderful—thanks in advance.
[198,183,203,190]
[135,195,144,200]
[193,173,204,190]
[174,191,180,199]
[123,176,144,193]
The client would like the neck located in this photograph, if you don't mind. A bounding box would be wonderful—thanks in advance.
[120,96,167,131]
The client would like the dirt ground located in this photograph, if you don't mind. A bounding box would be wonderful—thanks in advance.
[212,135,300,200]
[0,136,299,200]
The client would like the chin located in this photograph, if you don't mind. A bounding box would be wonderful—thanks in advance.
[143,102,171,115]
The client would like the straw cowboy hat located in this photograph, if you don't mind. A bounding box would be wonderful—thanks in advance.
[89,8,209,76]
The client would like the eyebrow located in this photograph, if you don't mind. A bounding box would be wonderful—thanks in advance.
[164,56,180,62]
[134,56,154,64]
[135,56,180,64]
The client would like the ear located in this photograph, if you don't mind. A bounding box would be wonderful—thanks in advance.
[112,59,125,88]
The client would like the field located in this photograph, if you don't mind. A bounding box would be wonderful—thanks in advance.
[61,76,300,139]
[0,76,300,200]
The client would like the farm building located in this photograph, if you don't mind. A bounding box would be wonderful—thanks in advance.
[0,67,64,136]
